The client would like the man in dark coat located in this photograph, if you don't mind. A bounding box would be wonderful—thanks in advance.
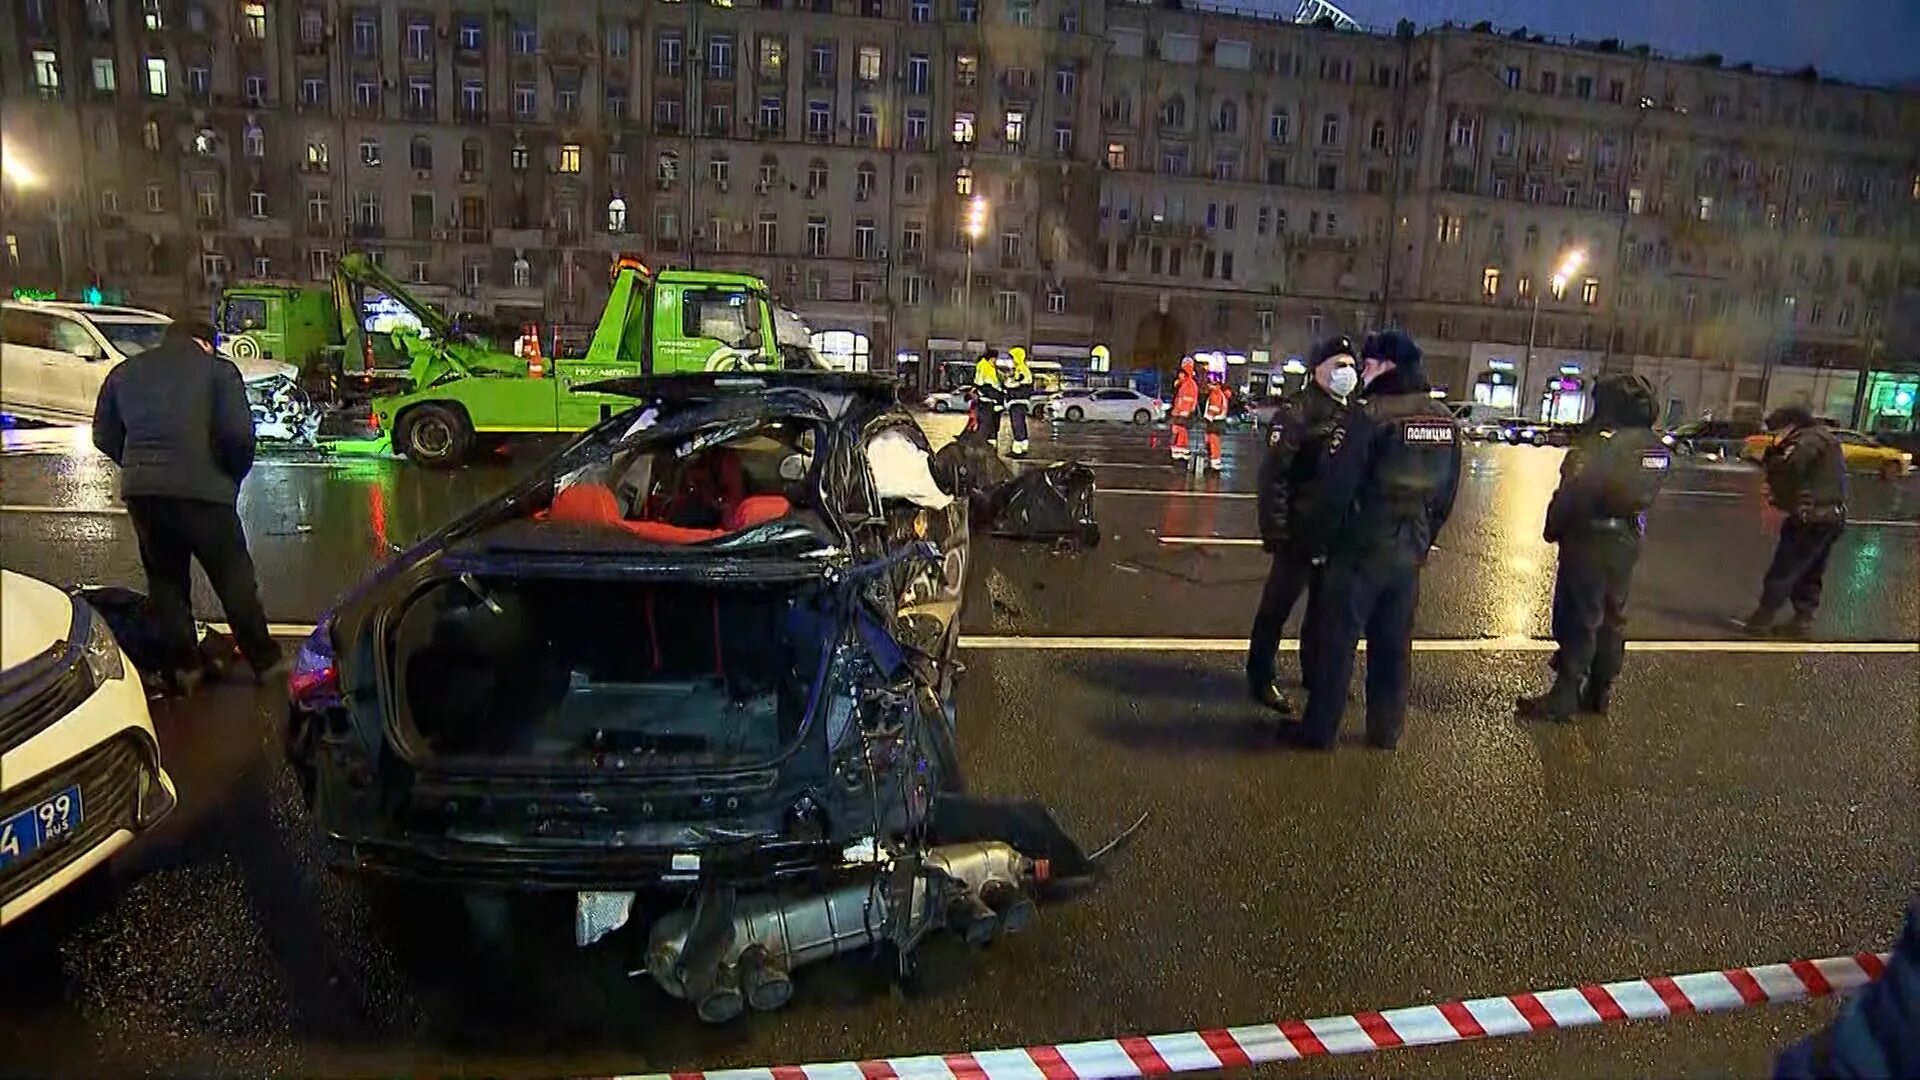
[1739,404,1849,637]
[92,319,282,687]
[1290,331,1462,751]
[1246,335,1361,716]
[1515,373,1670,722]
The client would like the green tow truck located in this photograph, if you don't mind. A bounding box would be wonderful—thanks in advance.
[218,257,813,467]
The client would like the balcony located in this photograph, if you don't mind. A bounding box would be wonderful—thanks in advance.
[350,221,386,240]
[1132,220,1206,241]
[492,225,546,248]
[492,284,545,307]
[458,227,487,244]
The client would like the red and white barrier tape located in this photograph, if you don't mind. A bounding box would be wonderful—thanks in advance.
[639,951,1888,1080]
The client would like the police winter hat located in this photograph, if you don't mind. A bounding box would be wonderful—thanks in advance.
[1360,330,1424,375]
[1590,373,1657,428]
[1765,404,1815,430]
[1307,335,1356,367]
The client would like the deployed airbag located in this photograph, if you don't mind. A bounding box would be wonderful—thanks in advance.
[868,429,953,510]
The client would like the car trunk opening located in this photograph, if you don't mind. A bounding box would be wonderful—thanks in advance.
[389,574,836,774]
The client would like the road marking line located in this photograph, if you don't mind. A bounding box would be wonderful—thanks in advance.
[956,634,1920,654]
[633,951,1889,1080]
[0,504,128,515]
[246,621,1918,655]
[1158,536,1262,546]
[1664,490,1743,498]
[1853,519,1920,527]
[1100,489,1257,500]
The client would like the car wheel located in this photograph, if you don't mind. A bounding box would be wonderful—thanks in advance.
[398,403,473,469]
[1530,432,1548,447]
[931,400,949,412]
[1132,409,1152,425]
[1065,406,1085,422]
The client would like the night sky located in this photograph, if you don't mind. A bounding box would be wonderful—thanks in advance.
[1325,0,1920,86]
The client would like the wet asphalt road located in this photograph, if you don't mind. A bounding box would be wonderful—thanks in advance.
[1,415,1917,1078]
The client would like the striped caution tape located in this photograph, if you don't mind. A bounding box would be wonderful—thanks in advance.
[635,951,1888,1080]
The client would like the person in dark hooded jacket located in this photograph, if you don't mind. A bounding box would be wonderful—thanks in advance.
[1516,373,1670,722]
[1291,331,1461,750]
[1739,404,1848,637]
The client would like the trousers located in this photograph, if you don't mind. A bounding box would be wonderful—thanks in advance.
[1170,415,1193,456]
[1008,403,1030,446]
[1549,530,1640,694]
[1757,517,1844,619]
[1298,554,1421,749]
[1246,552,1317,692]
[125,496,279,673]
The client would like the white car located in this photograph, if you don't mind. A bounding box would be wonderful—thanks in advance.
[924,387,974,412]
[1052,387,1167,424]
[1,301,316,441]
[0,569,176,927]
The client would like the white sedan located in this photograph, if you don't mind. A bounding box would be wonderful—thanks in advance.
[923,387,974,413]
[0,569,176,927]
[1051,388,1167,424]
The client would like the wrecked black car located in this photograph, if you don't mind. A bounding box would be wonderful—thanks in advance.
[285,373,1108,1021]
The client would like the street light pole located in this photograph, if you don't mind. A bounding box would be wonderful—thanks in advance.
[2,147,65,292]
[1524,248,1585,420]
[961,196,986,357]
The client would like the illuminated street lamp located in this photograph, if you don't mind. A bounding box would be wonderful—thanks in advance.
[1524,247,1586,418]
[2,147,68,292]
[961,196,988,357]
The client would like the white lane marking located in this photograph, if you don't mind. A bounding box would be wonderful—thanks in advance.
[1664,490,1743,498]
[220,621,322,638]
[1853,519,1920,528]
[1159,536,1262,546]
[1082,461,1182,470]
[0,504,128,515]
[1101,488,1257,500]
[957,635,1920,654]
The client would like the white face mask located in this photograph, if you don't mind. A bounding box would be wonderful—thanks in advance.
[1326,366,1359,398]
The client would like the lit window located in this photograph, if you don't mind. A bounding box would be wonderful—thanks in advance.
[30,49,60,93]
[857,45,881,83]
[142,0,163,30]
[558,144,582,173]
[143,57,168,97]
[1004,109,1026,145]
[242,2,267,40]
[952,111,975,145]
[607,197,628,233]
[90,57,117,92]
[1581,278,1599,306]
[360,137,381,166]
[249,190,269,217]
[954,167,972,195]
[243,125,264,158]
[1106,141,1127,169]
[1696,195,1713,221]
[512,257,532,288]
[1482,266,1500,297]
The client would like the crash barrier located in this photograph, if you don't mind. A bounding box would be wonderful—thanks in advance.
[629,950,1887,1079]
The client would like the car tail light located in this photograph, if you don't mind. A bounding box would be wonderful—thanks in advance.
[288,621,340,708]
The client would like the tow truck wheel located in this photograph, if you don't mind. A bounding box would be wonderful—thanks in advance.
[398,404,473,468]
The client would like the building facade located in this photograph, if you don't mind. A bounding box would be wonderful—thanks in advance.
[4,0,1917,422]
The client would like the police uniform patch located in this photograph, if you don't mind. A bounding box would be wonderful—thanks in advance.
[1641,452,1670,470]
[1269,427,1283,446]
[1403,420,1456,445]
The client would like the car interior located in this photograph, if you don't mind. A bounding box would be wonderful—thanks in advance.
[539,421,814,544]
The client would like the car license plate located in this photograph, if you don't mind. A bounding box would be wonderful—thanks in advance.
[0,785,84,874]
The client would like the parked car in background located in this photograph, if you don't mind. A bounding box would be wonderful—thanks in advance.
[1,569,176,927]
[1,300,319,441]
[923,387,973,413]
[1450,403,1516,441]
[1667,419,1762,459]
[1741,427,1914,478]
[1052,387,1166,424]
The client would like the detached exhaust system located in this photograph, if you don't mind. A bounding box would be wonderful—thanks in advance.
[644,841,1046,1023]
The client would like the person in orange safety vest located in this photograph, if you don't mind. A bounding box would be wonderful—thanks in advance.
[1169,357,1200,461]
[1202,375,1231,471]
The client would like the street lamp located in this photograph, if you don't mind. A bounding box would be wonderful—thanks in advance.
[962,196,987,357]
[1524,247,1585,418]
[2,147,67,292]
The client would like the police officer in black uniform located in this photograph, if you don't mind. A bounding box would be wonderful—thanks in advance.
[1291,331,1462,750]
[1515,374,1670,722]
[1739,405,1849,636]
[1247,335,1361,716]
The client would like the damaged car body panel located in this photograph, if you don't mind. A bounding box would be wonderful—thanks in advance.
[285,373,1106,1019]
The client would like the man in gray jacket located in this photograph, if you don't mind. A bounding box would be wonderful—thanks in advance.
[92,319,281,686]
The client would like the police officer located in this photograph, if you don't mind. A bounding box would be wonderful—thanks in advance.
[1247,335,1360,716]
[1515,374,1670,722]
[971,352,1005,446]
[1290,331,1461,750]
[1738,405,1848,636]
[1005,346,1036,456]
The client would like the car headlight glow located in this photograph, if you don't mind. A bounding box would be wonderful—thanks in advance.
[79,603,127,684]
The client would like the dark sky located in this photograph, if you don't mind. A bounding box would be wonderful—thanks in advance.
[1332,0,1920,86]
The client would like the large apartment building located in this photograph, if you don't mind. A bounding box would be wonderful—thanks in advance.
[4,0,1917,422]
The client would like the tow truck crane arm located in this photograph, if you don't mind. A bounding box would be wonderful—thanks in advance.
[332,253,525,390]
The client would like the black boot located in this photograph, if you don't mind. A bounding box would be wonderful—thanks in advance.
[1579,680,1611,715]
[1250,680,1293,717]
[1516,680,1580,722]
